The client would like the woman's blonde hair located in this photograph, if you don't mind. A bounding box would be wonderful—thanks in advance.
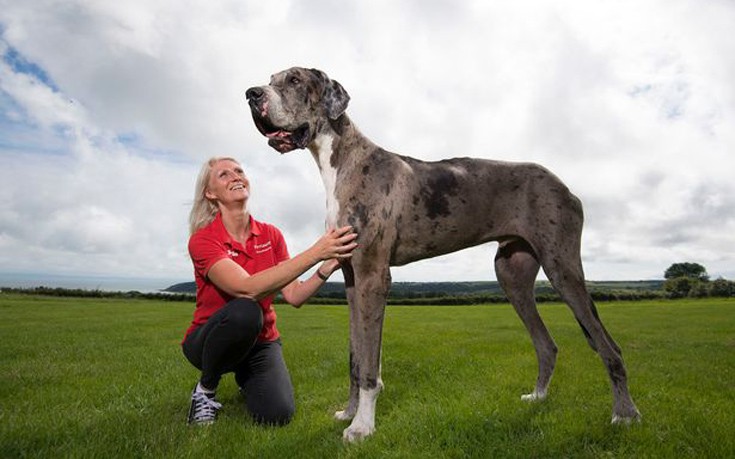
[189,156,240,235]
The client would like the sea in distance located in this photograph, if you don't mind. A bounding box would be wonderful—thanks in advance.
[0,272,186,294]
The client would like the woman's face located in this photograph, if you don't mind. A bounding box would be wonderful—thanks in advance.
[205,159,250,206]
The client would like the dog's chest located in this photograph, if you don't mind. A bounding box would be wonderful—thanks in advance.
[314,135,340,228]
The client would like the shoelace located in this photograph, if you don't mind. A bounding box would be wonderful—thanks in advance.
[191,392,222,422]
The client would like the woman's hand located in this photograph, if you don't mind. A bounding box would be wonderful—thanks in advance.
[310,226,358,261]
[280,228,356,307]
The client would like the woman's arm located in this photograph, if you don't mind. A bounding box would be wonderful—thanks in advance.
[207,227,356,300]
[280,258,342,308]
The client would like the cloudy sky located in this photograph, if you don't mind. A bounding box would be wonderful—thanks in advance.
[1,0,734,287]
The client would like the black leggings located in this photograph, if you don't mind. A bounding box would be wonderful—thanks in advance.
[182,298,295,425]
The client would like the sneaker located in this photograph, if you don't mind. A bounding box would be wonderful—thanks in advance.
[187,389,222,425]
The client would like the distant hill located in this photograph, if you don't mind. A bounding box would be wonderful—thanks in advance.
[163,280,665,303]
[163,281,197,294]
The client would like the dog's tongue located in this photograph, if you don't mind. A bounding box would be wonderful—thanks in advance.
[268,137,296,153]
[266,130,291,139]
[263,124,309,153]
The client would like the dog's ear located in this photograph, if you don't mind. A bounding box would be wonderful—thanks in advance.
[309,68,350,119]
[324,80,350,120]
[324,79,350,119]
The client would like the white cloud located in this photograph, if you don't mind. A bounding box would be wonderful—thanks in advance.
[0,0,734,287]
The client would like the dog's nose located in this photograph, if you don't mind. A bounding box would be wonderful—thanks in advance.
[246,87,264,101]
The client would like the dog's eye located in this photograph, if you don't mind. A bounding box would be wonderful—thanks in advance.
[289,76,300,85]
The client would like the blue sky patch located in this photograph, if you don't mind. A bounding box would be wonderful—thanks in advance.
[2,42,59,92]
[0,90,72,157]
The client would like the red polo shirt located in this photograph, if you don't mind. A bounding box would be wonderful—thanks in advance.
[184,212,290,343]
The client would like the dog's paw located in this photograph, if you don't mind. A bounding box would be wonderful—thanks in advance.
[520,390,547,402]
[343,422,374,443]
[334,409,355,422]
[611,409,642,425]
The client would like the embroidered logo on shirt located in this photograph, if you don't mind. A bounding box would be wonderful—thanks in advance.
[227,249,239,258]
[254,241,272,254]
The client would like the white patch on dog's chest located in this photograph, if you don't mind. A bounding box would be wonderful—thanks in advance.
[313,134,340,228]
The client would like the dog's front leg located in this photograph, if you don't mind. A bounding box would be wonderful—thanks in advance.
[334,263,359,422]
[341,262,390,442]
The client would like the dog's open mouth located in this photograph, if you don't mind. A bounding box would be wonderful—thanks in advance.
[251,114,310,153]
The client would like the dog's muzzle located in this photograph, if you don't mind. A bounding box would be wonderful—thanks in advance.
[246,87,310,153]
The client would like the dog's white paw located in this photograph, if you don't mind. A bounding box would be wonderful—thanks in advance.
[611,411,642,425]
[341,387,380,442]
[521,390,547,402]
[334,409,355,421]
[343,421,374,443]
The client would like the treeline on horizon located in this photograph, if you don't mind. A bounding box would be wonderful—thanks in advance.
[0,286,195,302]
[292,280,673,305]
[3,279,731,304]
[4,277,734,304]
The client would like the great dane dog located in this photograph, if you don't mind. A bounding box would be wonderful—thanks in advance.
[245,67,641,441]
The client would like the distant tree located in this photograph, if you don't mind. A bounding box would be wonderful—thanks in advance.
[664,262,709,282]
[688,281,709,298]
[710,278,734,297]
[663,276,697,298]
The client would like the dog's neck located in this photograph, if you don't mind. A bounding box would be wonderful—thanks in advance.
[308,114,374,172]
[309,132,337,176]
[307,114,374,229]
[305,131,339,229]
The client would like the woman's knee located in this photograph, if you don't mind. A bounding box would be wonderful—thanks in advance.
[224,298,263,336]
[251,396,295,426]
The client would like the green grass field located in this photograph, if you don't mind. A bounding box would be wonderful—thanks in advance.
[1,294,733,458]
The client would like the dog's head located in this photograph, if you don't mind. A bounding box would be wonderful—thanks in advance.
[246,67,350,153]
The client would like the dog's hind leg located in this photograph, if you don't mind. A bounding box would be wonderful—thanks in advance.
[541,251,641,423]
[495,238,558,402]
